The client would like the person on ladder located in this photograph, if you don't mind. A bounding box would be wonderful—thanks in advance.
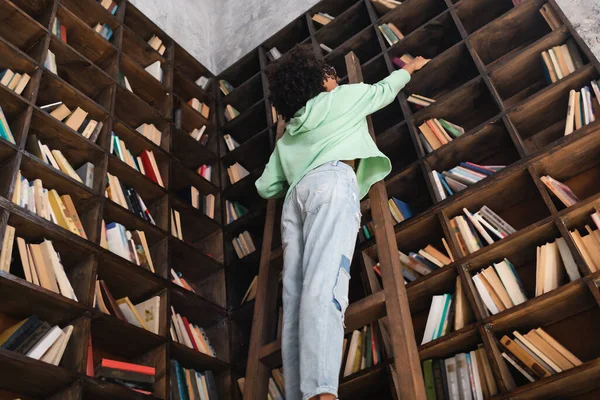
[256,44,428,400]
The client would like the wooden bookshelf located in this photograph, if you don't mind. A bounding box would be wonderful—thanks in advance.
[0,0,232,398]
[219,0,600,398]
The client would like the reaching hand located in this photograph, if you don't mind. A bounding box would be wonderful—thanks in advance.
[403,56,431,75]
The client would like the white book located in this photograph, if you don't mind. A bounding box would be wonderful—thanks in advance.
[464,208,494,245]
[343,330,361,377]
[176,313,193,348]
[26,325,64,360]
[319,43,333,53]
[469,350,484,400]
[144,60,162,82]
[556,237,581,281]
[444,357,460,400]
[474,212,504,240]
[472,274,499,315]
[195,372,207,400]
[421,295,444,344]
[455,353,473,400]
[431,170,446,200]
[542,241,562,293]
[480,206,516,234]
[494,260,527,305]
[123,75,133,92]
[41,240,78,301]
[223,134,239,151]
[171,268,185,288]
[135,295,161,335]
[41,325,73,365]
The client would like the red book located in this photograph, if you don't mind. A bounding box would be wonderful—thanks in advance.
[100,358,156,376]
[371,323,378,365]
[109,2,117,13]
[140,150,160,185]
[181,317,198,351]
[86,337,94,376]
[60,25,67,43]
[373,265,382,277]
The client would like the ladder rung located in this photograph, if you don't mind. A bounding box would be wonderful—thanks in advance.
[258,291,386,368]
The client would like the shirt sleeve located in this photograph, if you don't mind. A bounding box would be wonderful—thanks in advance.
[350,69,411,116]
[255,146,288,199]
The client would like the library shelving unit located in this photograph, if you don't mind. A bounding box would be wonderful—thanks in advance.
[0,0,232,399]
[228,0,600,399]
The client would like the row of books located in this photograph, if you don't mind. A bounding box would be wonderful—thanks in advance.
[93,22,114,41]
[106,172,155,224]
[541,175,579,208]
[94,279,160,334]
[170,360,219,400]
[103,221,156,273]
[0,315,73,366]
[450,206,515,257]
[44,50,58,75]
[388,196,413,224]
[423,346,498,400]
[472,258,527,317]
[188,97,210,119]
[219,79,234,95]
[378,22,404,47]
[136,122,162,146]
[0,68,30,96]
[189,125,208,144]
[407,93,435,109]
[233,231,257,259]
[225,200,249,224]
[171,268,196,293]
[0,229,78,301]
[224,104,240,121]
[570,217,600,273]
[371,0,401,15]
[171,209,183,240]
[51,18,67,43]
[44,101,103,141]
[197,164,213,182]
[376,244,452,286]
[312,12,334,25]
[343,324,383,377]
[564,80,599,135]
[418,118,465,154]
[0,107,15,144]
[177,186,215,219]
[500,328,581,383]
[147,34,166,56]
[432,163,505,201]
[12,172,88,239]
[97,0,118,14]
[541,41,583,84]
[95,358,156,395]
[227,162,250,184]
[169,306,217,357]
[110,133,165,188]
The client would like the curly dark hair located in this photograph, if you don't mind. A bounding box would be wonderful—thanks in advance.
[266,45,336,121]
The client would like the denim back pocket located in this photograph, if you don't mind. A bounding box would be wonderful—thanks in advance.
[297,171,338,214]
[333,255,351,314]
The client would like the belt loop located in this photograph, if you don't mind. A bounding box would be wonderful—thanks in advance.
[332,160,339,166]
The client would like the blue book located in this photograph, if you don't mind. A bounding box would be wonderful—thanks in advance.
[410,252,438,271]
[204,370,219,400]
[173,360,189,400]
[402,267,417,282]
[2,315,41,350]
[437,171,454,196]
[450,167,483,183]
[418,131,433,153]
[460,162,495,176]
[392,197,413,219]
[111,5,118,14]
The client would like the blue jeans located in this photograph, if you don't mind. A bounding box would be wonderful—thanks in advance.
[281,161,361,400]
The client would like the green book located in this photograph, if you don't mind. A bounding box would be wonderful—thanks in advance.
[438,119,463,138]
[423,359,437,400]
[363,225,371,239]
[365,325,373,368]
[0,106,15,143]
[381,24,399,44]
[233,202,249,217]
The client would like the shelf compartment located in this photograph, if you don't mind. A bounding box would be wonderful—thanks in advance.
[325,26,381,80]
[10,0,54,28]
[0,0,47,58]
[468,0,551,67]
[221,128,271,176]
[387,11,461,61]
[170,195,221,244]
[489,28,590,108]
[372,99,404,135]
[0,82,31,146]
[123,3,169,57]
[60,0,120,33]
[120,53,170,117]
[173,70,212,107]
[507,65,598,154]
[170,159,218,197]
[106,155,167,208]
[174,42,211,81]
[455,0,516,34]
[382,162,433,223]
[263,16,310,57]
[560,200,600,274]
[222,72,264,115]
[315,1,371,52]
[0,36,38,102]
[121,25,167,75]
[418,325,483,362]
[222,100,268,144]
[379,0,448,38]
[175,97,214,148]
[404,42,480,103]
[376,122,418,175]
[171,127,218,172]
[308,0,360,31]
[82,376,163,400]
[219,50,261,89]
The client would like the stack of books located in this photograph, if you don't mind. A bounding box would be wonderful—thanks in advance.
[188,98,210,119]
[541,40,583,84]
[170,306,217,357]
[11,172,88,239]
[233,231,256,259]
[95,358,155,395]
[94,280,160,334]
[219,79,234,95]
[111,134,165,188]
[500,328,581,383]
[136,123,162,146]
[227,162,250,184]
[472,258,527,316]
[450,206,516,257]
[267,47,282,62]
[0,68,30,95]
[145,60,163,82]
[0,315,73,365]
[569,214,600,272]
[104,221,155,273]
[388,197,413,224]
[241,276,258,304]
[0,230,78,301]
[44,102,103,140]
[564,80,600,135]
[392,53,414,69]
[44,50,57,74]
[378,23,404,46]
[0,107,16,144]
[342,324,382,377]
[170,360,219,399]
[98,0,118,14]
[540,3,561,30]
[197,164,212,182]
[312,12,334,25]
[418,118,465,154]
[225,200,249,224]
[51,18,67,43]
[171,209,183,240]
[170,268,196,293]
[93,23,114,41]
[423,346,498,399]
[391,247,453,284]
[541,175,579,207]
[189,125,208,144]
[147,34,166,55]
[223,133,240,151]
[421,293,453,344]
[536,238,581,295]
[224,104,240,121]
[371,0,401,14]
[196,76,212,90]
[407,94,435,109]
[432,163,505,200]
[106,173,155,224]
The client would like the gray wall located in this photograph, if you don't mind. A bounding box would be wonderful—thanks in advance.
[130,0,599,75]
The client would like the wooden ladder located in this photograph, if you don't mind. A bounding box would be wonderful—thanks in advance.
[242,51,427,400]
